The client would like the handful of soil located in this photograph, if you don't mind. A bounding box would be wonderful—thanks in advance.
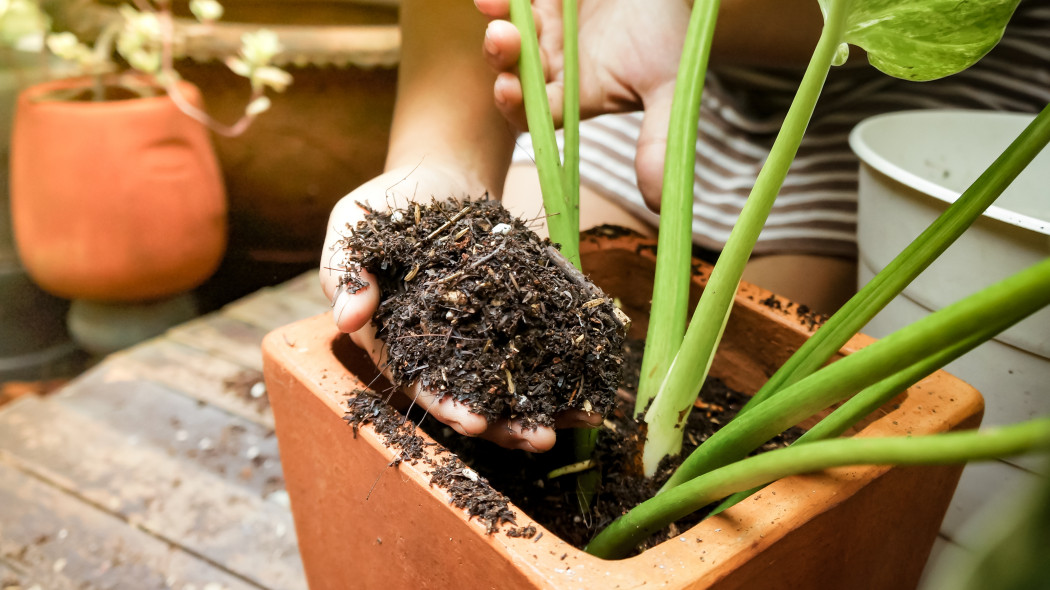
[334,197,627,429]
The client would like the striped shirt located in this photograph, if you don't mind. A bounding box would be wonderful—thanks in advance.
[512,1,1050,258]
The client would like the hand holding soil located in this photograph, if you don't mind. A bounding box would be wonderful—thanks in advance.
[320,171,623,451]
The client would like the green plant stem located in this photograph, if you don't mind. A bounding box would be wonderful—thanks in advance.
[562,0,580,237]
[634,0,720,419]
[508,0,579,267]
[659,256,1050,493]
[585,418,1050,559]
[740,103,1050,416]
[572,427,601,511]
[553,0,599,512]
[710,326,992,515]
[640,1,847,476]
[707,102,1050,514]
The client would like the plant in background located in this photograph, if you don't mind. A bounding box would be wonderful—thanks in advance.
[35,0,290,136]
[0,0,49,52]
[511,0,1050,559]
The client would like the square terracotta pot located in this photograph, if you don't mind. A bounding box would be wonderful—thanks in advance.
[262,233,982,590]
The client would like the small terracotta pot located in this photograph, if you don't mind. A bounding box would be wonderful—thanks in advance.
[10,75,226,302]
[49,0,399,263]
[263,232,983,590]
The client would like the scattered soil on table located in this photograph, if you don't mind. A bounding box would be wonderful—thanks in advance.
[333,196,626,428]
[343,338,804,554]
[222,370,270,412]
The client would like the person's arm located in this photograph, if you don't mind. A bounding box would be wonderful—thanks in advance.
[386,0,516,195]
[320,0,593,452]
[321,0,515,328]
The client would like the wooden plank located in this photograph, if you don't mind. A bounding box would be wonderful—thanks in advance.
[165,315,269,372]
[99,338,273,429]
[221,287,330,333]
[0,460,261,590]
[276,271,333,309]
[48,375,283,497]
[0,388,305,590]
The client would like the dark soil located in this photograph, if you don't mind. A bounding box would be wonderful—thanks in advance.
[333,196,626,428]
[335,198,803,555]
[343,338,804,554]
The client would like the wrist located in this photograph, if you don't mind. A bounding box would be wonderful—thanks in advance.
[385,148,509,200]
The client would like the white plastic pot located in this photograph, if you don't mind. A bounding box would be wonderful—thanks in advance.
[849,109,1050,569]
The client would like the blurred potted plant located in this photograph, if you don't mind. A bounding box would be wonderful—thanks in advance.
[41,0,401,272]
[7,0,291,353]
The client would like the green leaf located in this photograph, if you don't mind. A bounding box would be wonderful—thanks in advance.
[820,0,1021,81]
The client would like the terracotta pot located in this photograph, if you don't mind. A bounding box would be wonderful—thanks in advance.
[45,0,400,264]
[10,75,227,302]
[262,232,983,590]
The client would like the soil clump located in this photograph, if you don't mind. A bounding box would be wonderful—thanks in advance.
[334,196,626,428]
[336,198,802,554]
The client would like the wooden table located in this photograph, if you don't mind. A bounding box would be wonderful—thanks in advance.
[0,272,333,590]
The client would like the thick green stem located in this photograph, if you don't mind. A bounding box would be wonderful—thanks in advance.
[660,256,1050,493]
[740,103,1050,415]
[508,0,579,267]
[633,0,720,419]
[586,418,1050,559]
[640,2,847,476]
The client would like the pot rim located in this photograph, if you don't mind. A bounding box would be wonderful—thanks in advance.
[849,109,1049,236]
[17,74,201,109]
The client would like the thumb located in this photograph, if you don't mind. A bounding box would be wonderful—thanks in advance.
[634,81,677,213]
[320,197,381,334]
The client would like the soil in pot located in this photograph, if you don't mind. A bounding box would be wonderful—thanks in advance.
[333,199,804,554]
[342,342,805,554]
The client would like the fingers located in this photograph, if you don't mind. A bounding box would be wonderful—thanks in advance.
[493,72,527,129]
[481,4,565,133]
[482,19,521,72]
[482,419,558,452]
[410,381,564,452]
[473,0,510,19]
[475,0,543,38]
[320,165,473,334]
[330,268,381,334]
[493,71,565,133]
[411,385,490,437]
[320,197,382,333]
[414,385,571,453]
[634,80,677,212]
[351,318,559,451]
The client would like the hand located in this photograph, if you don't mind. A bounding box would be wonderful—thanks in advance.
[475,0,690,211]
[320,165,601,451]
